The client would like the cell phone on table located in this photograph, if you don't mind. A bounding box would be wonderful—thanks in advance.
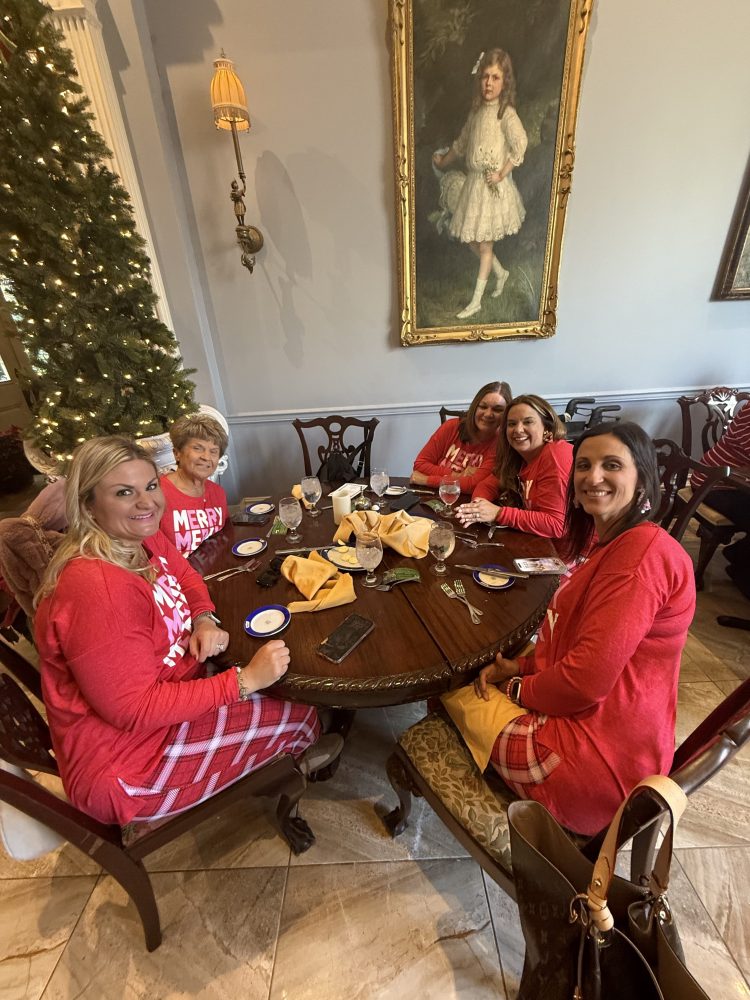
[231,512,270,526]
[513,557,567,575]
[316,613,375,664]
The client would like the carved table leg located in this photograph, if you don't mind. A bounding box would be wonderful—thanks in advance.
[383,751,421,837]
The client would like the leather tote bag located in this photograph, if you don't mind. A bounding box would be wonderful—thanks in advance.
[507,776,709,1000]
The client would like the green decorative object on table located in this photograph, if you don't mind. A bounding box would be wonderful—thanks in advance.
[423,497,451,515]
[381,568,420,586]
[269,517,288,535]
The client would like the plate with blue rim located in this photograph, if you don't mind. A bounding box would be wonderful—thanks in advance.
[472,564,514,591]
[232,538,268,557]
[244,604,291,638]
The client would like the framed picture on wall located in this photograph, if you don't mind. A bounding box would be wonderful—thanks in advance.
[389,0,594,346]
[713,157,750,301]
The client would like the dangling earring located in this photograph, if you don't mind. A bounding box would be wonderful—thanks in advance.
[543,430,553,442]
[636,487,651,515]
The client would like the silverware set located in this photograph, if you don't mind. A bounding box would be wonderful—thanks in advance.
[440,580,483,624]
[203,558,260,583]
[458,537,506,549]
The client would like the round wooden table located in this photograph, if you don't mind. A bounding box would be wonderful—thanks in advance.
[191,491,559,709]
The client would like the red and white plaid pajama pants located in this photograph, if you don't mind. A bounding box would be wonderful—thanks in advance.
[489,712,561,795]
[119,693,319,821]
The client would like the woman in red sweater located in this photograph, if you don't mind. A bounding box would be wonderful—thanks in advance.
[159,413,230,555]
[35,437,340,828]
[411,381,512,494]
[474,422,696,833]
[457,393,572,538]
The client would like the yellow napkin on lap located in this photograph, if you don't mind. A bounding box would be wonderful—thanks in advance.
[282,551,356,613]
[440,684,526,772]
[334,510,431,559]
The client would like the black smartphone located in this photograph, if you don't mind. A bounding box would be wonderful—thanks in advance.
[231,512,270,526]
[316,613,375,664]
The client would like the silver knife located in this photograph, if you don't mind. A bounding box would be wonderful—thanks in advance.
[276,544,336,555]
[455,564,529,579]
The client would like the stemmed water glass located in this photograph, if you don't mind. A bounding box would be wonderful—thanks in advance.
[428,520,455,576]
[301,475,323,518]
[370,467,389,512]
[355,530,383,588]
[439,473,461,516]
[279,496,303,543]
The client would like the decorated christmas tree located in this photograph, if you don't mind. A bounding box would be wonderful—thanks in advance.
[0,0,196,466]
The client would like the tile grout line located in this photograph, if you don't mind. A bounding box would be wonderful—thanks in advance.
[265,842,293,1000]
[480,869,512,1000]
[38,870,101,1000]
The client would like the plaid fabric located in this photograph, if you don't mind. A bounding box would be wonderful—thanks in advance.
[119,693,319,821]
[490,712,560,793]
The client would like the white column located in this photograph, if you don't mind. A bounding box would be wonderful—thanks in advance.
[46,0,174,332]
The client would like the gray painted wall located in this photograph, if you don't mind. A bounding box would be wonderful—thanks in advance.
[101,0,750,497]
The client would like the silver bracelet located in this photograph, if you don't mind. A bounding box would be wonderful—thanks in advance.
[235,665,253,701]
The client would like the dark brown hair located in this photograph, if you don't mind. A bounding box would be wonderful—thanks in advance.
[560,422,661,563]
[459,381,513,444]
[493,394,565,491]
[472,48,517,120]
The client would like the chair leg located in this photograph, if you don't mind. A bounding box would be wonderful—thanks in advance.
[94,845,163,951]
[695,528,721,590]
[276,773,315,855]
[383,750,420,837]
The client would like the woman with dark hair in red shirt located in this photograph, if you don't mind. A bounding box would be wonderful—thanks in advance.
[473,422,696,833]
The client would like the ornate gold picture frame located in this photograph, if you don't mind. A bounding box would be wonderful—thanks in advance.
[390,0,594,346]
[713,156,750,301]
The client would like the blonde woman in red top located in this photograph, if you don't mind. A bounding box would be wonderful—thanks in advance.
[457,393,572,538]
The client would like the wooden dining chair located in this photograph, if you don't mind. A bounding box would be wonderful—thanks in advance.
[439,406,465,424]
[292,415,379,481]
[0,671,319,951]
[382,678,750,899]
[678,386,750,459]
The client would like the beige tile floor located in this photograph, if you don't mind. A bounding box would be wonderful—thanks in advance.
[1,536,748,999]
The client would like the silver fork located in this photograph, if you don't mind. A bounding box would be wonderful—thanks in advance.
[453,579,484,618]
[205,559,260,583]
[488,524,498,540]
[459,537,506,549]
[440,581,481,624]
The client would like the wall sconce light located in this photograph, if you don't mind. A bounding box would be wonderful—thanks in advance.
[210,51,264,273]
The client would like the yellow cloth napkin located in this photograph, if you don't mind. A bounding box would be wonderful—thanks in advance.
[291,484,312,510]
[333,510,432,559]
[440,684,526,772]
[281,551,356,613]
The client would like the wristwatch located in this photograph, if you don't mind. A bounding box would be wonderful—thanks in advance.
[195,610,222,627]
[506,676,523,706]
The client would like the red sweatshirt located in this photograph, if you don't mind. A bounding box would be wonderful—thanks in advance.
[159,476,229,555]
[472,439,573,538]
[514,522,695,833]
[413,418,497,494]
[36,531,239,824]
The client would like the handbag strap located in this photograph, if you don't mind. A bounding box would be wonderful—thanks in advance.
[586,775,688,932]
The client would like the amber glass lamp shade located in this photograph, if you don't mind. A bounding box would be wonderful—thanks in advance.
[210,54,250,131]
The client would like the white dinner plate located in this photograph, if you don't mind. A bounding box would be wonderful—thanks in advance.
[324,546,366,572]
[384,486,407,496]
[472,565,515,591]
[246,502,274,515]
[244,605,291,638]
[232,539,268,557]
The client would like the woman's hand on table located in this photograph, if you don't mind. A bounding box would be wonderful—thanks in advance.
[456,498,500,526]
[410,469,429,486]
[474,656,520,701]
[238,640,291,694]
[190,618,231,662]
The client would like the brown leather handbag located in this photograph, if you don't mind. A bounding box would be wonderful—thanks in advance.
[508,776,709,1000]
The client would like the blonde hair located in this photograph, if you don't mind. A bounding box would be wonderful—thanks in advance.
[35,436,160,605]
[170,413,228,457]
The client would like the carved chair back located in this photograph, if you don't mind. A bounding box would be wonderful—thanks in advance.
[439,406,465,425]
[292,415,379,481]
[678,387,750,458]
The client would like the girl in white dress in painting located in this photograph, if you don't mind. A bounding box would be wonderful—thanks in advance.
[433,49,528,320]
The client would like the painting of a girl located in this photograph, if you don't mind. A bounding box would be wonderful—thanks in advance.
[433,49,527,319]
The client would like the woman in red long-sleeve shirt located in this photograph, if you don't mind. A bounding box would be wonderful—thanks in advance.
[411,381,512,495]
[457,393,572,539]
[474,422,695,833]
[35,436,340,828]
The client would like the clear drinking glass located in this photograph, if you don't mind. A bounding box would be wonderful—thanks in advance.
[428,520,455,576]
[301,475,323,517]
[278,496,303,543]
[355,530,383,588]
[438,473,461,516]
[370,467,389,512]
